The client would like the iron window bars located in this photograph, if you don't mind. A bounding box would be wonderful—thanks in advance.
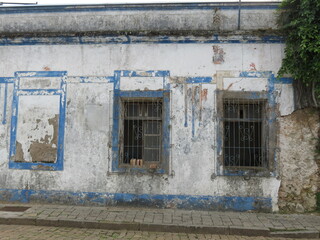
[223,98,268,169]
[120,99,162,167]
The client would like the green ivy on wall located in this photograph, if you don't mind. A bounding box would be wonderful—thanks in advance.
[277,0,320,107]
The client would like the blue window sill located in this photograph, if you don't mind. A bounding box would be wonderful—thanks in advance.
[9,161,63,171]
[112,166,166,175]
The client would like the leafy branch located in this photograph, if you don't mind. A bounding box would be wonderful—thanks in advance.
[277,0,320,108]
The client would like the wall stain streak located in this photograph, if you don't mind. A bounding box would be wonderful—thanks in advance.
[199,85,202,124]
[192,86,195,137]
[201,88,208,102]
[184,83,188,127]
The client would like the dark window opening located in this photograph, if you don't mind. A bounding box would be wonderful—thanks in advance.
[223,99,267,169]
[121,100,162,166]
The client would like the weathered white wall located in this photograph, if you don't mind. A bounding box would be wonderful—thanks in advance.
[0,44,284,77]
[0,42,288,211]
[0,3,317,212]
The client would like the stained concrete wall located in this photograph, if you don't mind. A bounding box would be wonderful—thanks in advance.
[0,3,278,34]
[0,2,318,212]
[278,109,320,212]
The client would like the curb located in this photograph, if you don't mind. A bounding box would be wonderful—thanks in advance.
[229,226,270,237]
[270,230,320,239]
[0,217,319,238]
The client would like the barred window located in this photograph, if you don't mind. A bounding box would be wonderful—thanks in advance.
[120,99,162,167]
[223,99,268,169]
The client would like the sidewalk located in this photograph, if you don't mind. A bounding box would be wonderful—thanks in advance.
[0,203,319,239]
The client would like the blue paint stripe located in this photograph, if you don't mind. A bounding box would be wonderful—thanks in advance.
[15,71,67,77]
[186,77,212,84]
[268,74,276,107]
[239,71,273,78]
[2,84,8,124]
[17,89,62,95]
[162,91,170,167]
[121,70,170,77]
[276,77,293,84]
[8,162,61,171]
[111,92,120,172]
[0,4,280,15]
[0,188,272,212]
[119,91,165,98]
[114,71,121,91]
[0,35,284,46]
[0,77,15,83]
[9,84,19,161]
[68,76,114,83]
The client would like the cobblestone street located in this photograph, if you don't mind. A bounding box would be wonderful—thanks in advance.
[0,224,316,240]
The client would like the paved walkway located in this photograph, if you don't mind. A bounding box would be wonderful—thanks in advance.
[0,204,319,239]
[0,224,315,240]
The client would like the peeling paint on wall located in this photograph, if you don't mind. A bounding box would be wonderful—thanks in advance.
[29,114,59,163]
[212,45,225,64]
[0,44,300,212]
[201,88,208,102]
[15,95,60,163]
[15,141,24,162]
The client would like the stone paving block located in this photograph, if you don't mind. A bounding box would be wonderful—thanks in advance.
[141,223,229,235]
[98,221,140,231]
[230,218,242,226]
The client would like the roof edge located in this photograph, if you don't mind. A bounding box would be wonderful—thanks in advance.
[0,2,281,14]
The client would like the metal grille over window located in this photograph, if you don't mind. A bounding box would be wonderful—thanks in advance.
[223,99,267,169]
[122,99,162,166]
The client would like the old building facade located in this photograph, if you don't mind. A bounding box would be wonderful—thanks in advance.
[0,2,318,212]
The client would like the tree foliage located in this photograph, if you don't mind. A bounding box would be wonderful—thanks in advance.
[277,0,320,107]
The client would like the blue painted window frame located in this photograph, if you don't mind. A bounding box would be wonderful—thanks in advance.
[216,72,293,177]
[111,70,170,174]
[0,78,14,125]
[9,71,67,171]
